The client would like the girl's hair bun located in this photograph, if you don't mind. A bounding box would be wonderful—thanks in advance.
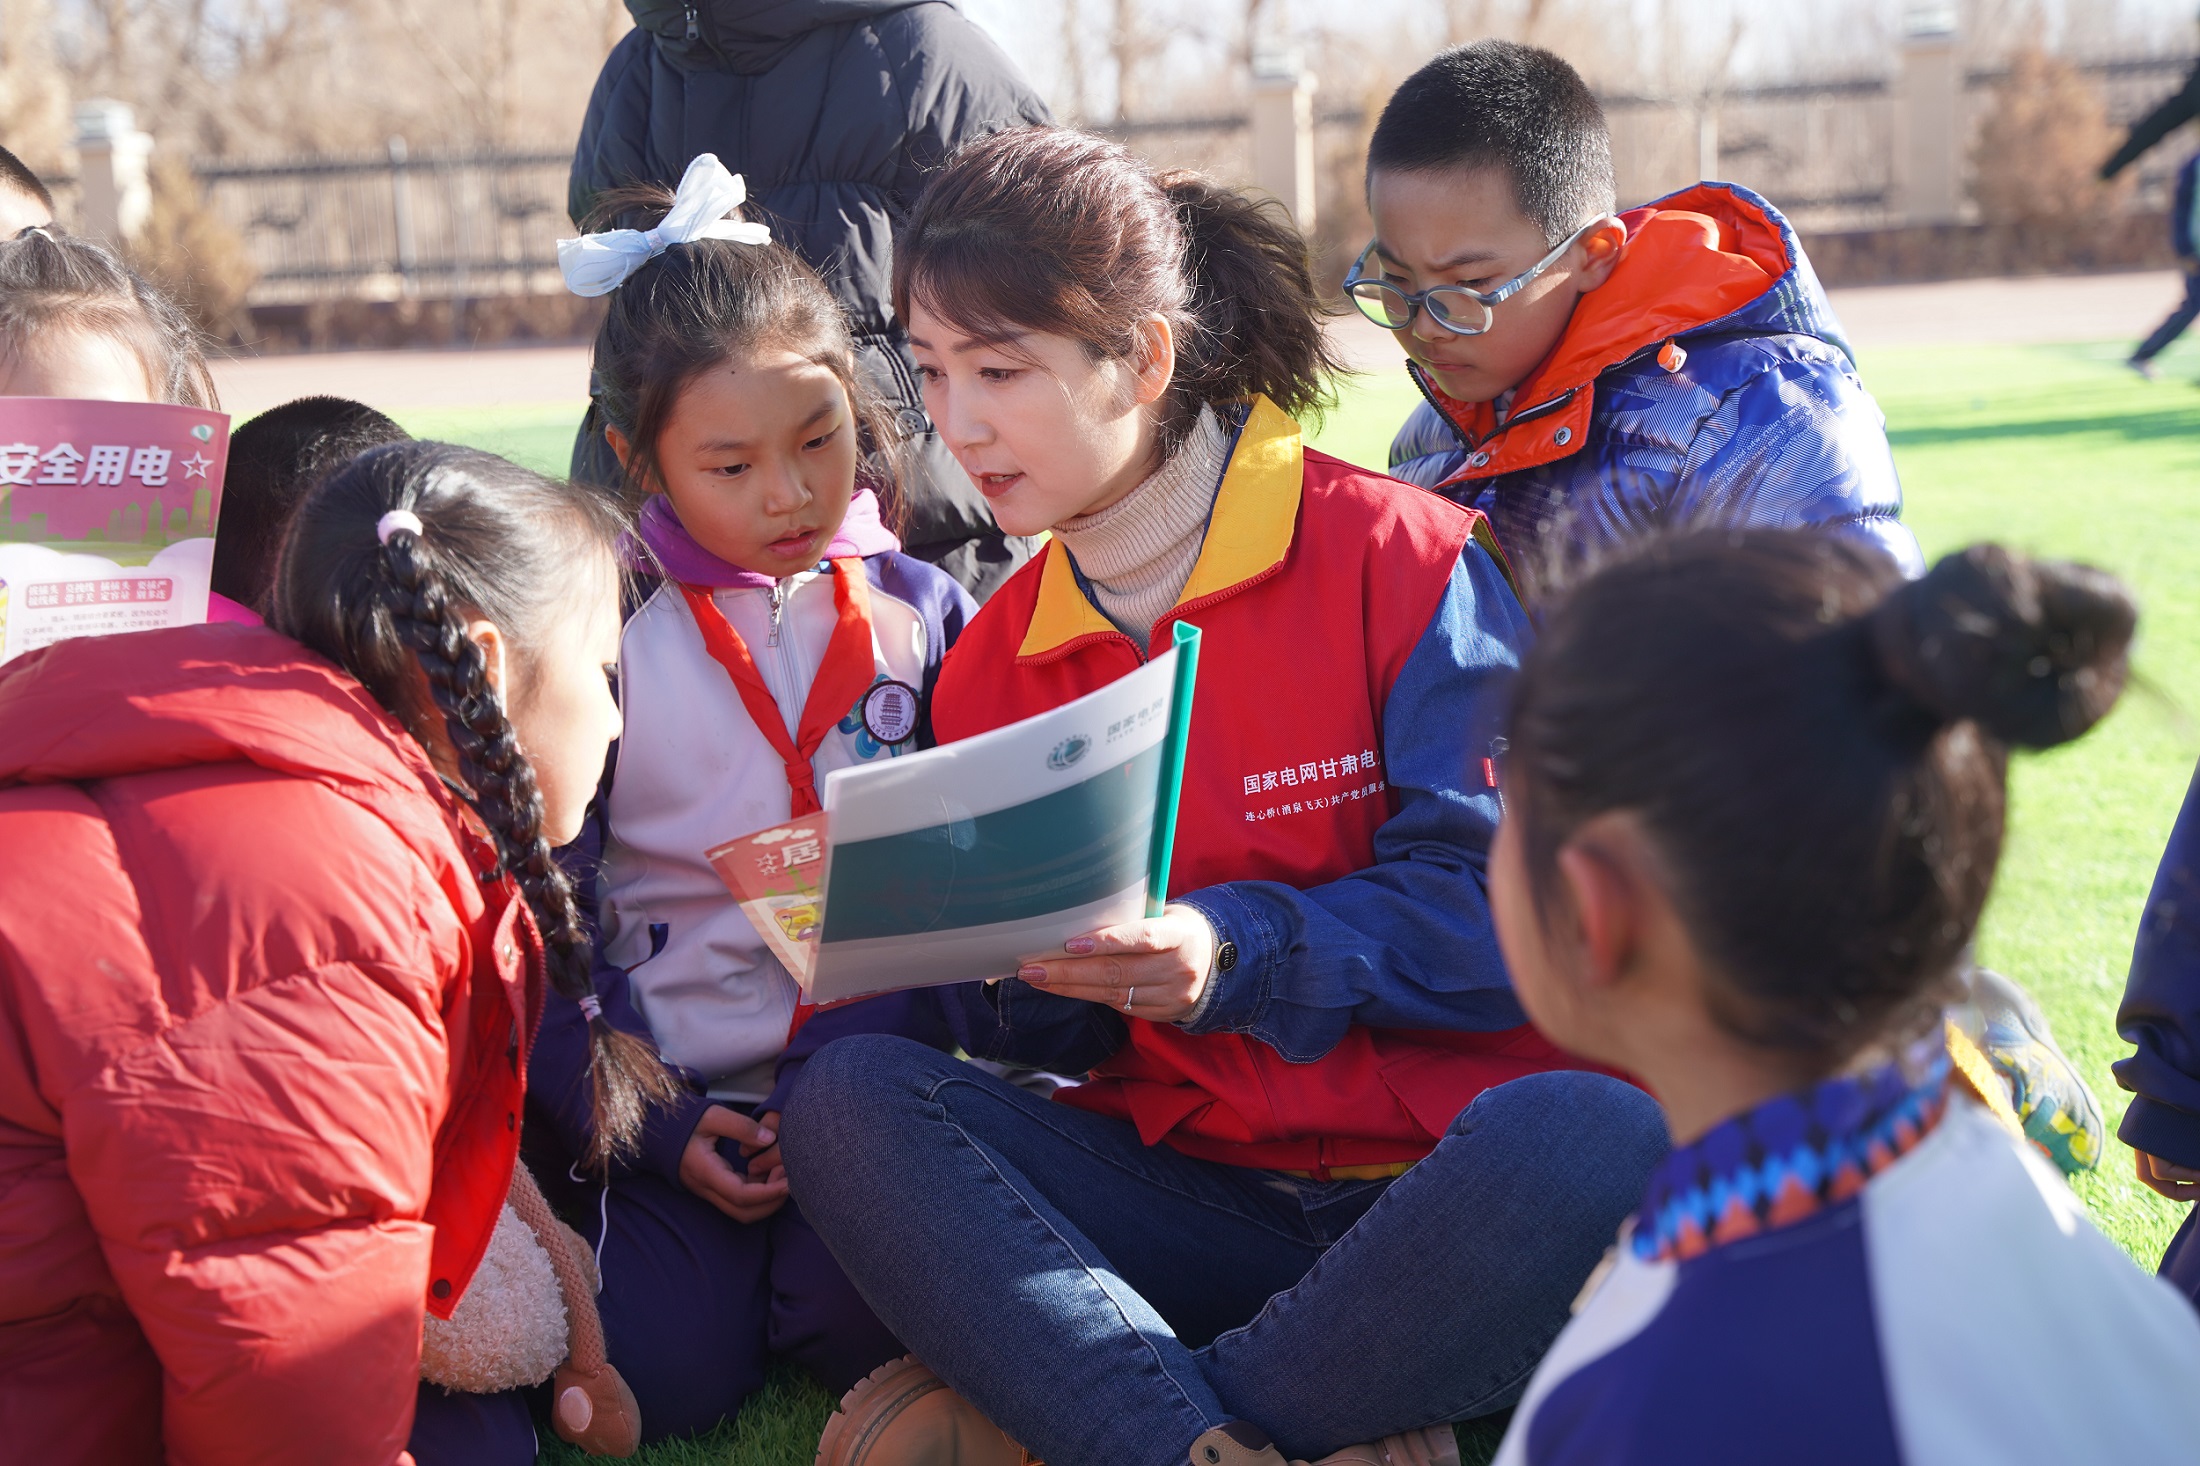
[1867,544,2136,749]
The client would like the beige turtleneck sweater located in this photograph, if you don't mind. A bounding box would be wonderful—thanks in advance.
[1053,407,1232,654]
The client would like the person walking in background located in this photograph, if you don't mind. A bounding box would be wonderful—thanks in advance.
[2123,148,2199,380]
[2100,47,2200,378]
[567,0,1052,602]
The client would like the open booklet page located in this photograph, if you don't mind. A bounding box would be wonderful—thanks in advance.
[709,631,1196,1004]
[0,398,230,665]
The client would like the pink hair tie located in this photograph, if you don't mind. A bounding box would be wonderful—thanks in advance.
[578,994,604,1021]
[376,509,424,544]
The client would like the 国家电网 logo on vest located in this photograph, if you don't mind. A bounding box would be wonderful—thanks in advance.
[1048,735,1091,771]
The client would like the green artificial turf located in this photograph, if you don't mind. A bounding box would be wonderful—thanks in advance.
[395,402,590,478]
[454,335,2200,1466]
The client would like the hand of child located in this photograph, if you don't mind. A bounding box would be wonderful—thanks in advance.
[740,1110,784,1179]
[2134,1149,2200,1203]
[1015,905,1218,1024]
[680,1104,789,1223]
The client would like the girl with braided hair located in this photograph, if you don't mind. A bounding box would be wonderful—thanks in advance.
[0,438,670,1462]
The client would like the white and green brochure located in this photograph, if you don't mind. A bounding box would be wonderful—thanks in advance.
[711,623,1201,1004]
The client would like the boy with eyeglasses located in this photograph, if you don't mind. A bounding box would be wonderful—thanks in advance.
[1357,39,2113,1198]
[1359,40,1919,599]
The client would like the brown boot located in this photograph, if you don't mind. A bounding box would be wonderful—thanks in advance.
[816,1356,1038,1466]
[1190,1422,1303,1466]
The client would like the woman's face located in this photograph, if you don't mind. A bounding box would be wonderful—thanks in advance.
[491,551,624,848]
[907,301,1169,538]
[615,348,859,578]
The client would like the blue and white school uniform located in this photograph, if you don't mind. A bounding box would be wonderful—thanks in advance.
[521,489,976,1446]
[1496,1057,2200,1466]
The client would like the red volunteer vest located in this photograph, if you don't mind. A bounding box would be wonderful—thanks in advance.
[932,397,1577,1174]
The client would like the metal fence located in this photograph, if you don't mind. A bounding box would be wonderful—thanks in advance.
[1109,54,2195,238]
[193,145,572,306]
[129,51,2200,305]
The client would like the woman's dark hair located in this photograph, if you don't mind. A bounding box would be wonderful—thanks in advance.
[892,126,1346,454]
[1509,531,2135,1064]
[0,226,218,408]
[584,185,902,519]
[271,441,681,1168]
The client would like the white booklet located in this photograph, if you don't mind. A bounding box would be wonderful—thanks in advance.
[709,625,1201,1004]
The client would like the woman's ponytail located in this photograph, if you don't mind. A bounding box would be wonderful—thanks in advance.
[1867,544,2135,751]
[275,442,681,1170]
[1157,171,1344,432]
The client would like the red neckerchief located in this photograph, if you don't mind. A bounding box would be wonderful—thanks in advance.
[678,560,877,1039]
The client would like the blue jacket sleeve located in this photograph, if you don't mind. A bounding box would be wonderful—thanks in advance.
[1175,540,1531,1062]
[939,977,1129,1076]
[2115,762,2200,1171]
[535,785,712,1185]
[1671,345,1926,579]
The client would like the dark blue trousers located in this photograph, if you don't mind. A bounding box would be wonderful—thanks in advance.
[408,1171,899,1464]
[2134,269,2200,363]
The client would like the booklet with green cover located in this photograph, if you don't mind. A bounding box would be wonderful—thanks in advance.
[709,623,1201,1003]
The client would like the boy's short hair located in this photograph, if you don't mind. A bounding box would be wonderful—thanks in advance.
[1368,40,1616,246]
[213,396,410,610]
[0,144,54,213]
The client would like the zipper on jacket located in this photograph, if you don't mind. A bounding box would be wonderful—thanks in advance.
[766,580,787,648]
[683,2,699,42]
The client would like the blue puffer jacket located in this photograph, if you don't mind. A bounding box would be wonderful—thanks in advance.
[1387,183,1922,599]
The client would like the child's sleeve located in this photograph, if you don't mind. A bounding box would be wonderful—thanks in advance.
[762,990,956,1118]
[1174,540,1530,1061]
[2116,762,2200,1170]
[537,785,711,1185]
[1672,351,1926,578]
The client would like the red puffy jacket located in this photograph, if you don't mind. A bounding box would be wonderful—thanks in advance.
[0,625,538,1464]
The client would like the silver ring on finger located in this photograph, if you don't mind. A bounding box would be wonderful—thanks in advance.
[1123,986,1136,1013]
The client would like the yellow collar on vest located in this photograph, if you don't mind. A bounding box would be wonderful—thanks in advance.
[1017,395,1304,661]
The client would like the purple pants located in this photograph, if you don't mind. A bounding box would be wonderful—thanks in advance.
[408,1171,899,1464]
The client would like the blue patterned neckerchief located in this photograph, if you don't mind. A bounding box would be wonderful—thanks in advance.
[1633,1051,1952,1264]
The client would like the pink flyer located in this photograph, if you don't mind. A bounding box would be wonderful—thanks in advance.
[0,398,229,664]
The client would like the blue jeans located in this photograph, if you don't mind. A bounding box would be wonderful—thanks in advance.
[781,1036,1667,1466]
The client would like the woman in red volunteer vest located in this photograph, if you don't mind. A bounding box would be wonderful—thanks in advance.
[779,129,1668,1466]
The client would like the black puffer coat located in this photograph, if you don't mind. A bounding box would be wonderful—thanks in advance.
[569,0,1051,599]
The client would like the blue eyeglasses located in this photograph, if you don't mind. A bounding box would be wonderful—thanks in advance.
[1344,216,1613,336]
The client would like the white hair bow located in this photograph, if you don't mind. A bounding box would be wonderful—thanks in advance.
[557,153,773,297]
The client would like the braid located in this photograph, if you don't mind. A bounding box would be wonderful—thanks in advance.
[376,527,682,1170]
